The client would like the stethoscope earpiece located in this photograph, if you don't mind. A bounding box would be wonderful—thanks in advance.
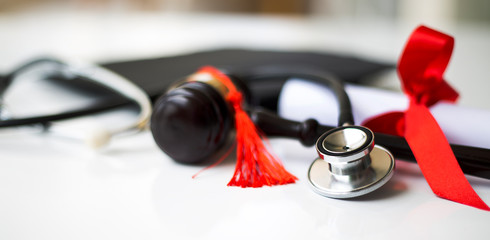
[308,125,395,198]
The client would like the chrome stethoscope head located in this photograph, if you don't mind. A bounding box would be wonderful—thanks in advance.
[308,125,395,198]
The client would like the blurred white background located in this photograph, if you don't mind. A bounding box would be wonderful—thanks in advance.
[0,0,489,110]
[1,2,490,240]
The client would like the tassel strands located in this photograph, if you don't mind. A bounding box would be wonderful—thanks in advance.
[198,66,297,188]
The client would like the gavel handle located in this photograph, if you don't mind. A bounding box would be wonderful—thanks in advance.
[249,108,490,180]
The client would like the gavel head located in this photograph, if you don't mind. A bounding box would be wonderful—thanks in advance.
[150,72,235,164]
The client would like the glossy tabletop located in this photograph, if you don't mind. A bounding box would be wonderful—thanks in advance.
[1,10,490,240]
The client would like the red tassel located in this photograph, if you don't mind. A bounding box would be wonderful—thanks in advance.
[197,66,297,188]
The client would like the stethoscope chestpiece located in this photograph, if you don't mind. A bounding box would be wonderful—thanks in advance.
[308,125,395,199]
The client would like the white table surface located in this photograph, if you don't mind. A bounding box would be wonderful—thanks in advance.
[1,10,490,240]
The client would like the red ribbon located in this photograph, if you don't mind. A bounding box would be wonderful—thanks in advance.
[363,25,489,210]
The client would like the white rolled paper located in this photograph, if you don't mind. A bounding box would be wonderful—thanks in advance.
[278,79,490,149]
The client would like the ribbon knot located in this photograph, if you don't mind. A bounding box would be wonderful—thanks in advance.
[409,79,458,106]
[226,91,243,109]
[364,25,489,210]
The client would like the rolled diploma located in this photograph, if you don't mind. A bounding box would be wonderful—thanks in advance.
[278,79,490,149]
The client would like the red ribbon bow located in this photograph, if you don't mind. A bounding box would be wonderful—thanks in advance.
[363,25,489,210]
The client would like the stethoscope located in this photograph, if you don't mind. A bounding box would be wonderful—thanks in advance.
[17,58,490,199]
[4,58,490,198]
[0,59,395,198]
[0,57,152,148]
[0,58,395,198]
[10,58,490,198]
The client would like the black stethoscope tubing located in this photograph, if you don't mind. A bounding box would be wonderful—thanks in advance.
[0,58,136,128]
[235,67,354,127]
